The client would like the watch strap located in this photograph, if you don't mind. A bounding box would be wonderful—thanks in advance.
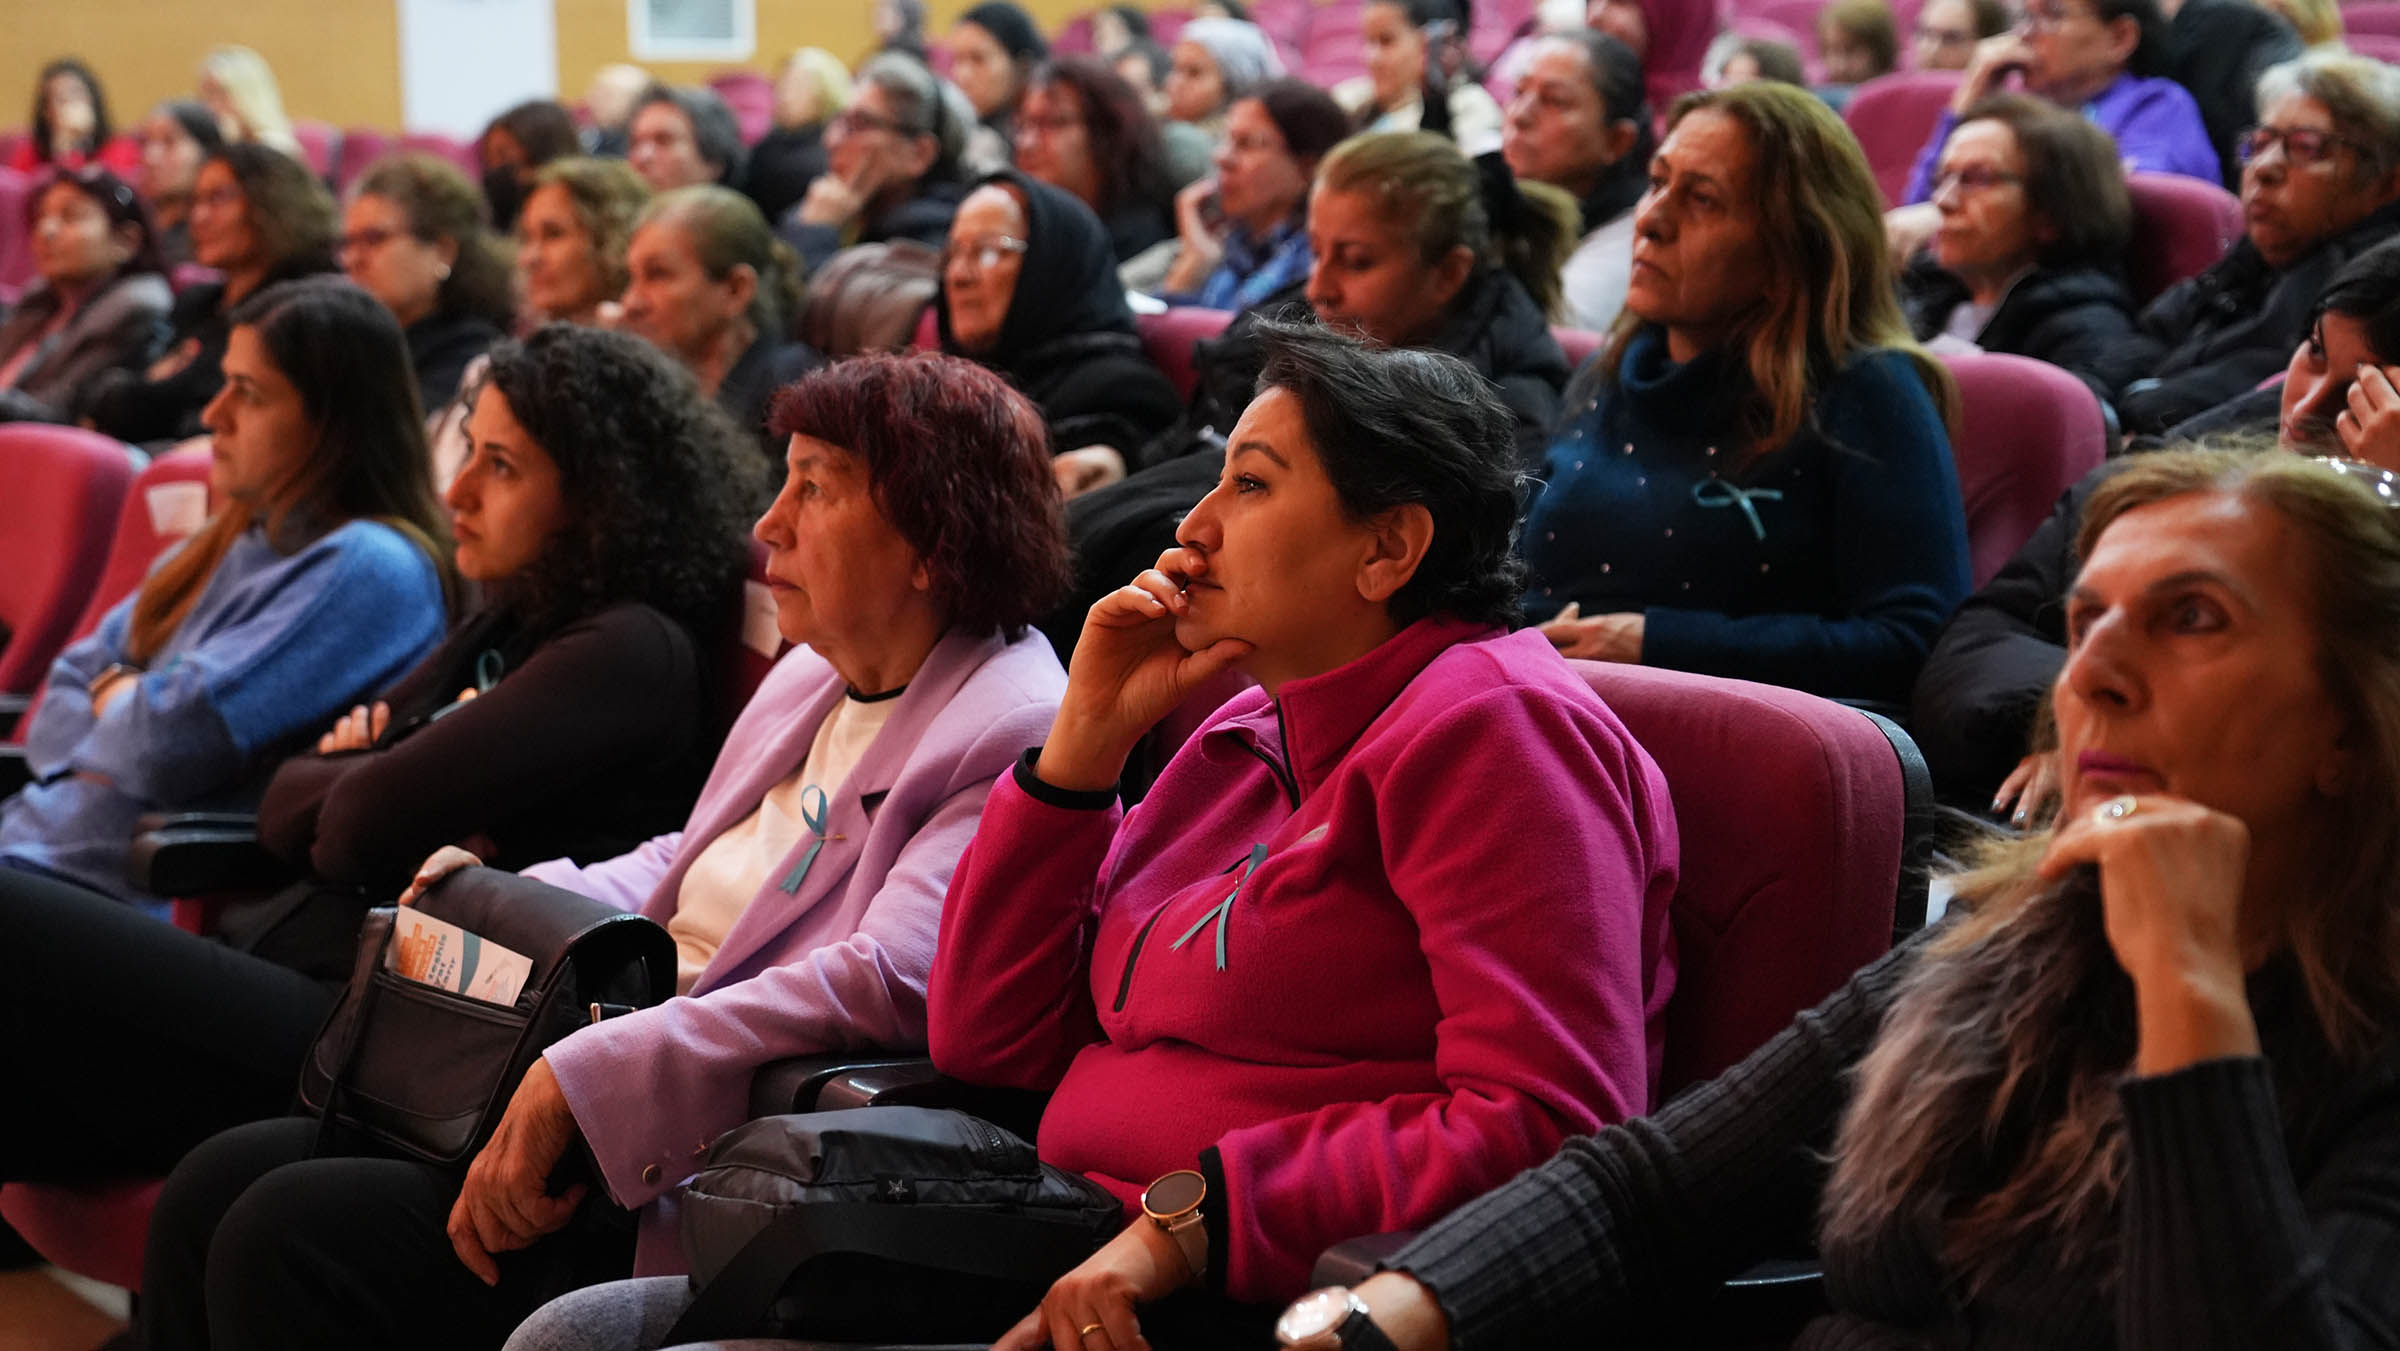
[1336,1306,1401,1351]
[1159,1209,1208,1280]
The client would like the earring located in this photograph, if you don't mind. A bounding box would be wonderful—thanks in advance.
[436,262,452,280]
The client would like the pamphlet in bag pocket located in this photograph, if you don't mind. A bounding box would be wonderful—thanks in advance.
[298,867,675,1169]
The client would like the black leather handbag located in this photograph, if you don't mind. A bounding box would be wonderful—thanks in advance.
[297,865,676,1169]
[668,1106,1124,1343]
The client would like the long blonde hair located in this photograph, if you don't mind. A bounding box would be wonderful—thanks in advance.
[1823,446,2400,1295]
[199,45,298,158]
[1594,82,1957,459]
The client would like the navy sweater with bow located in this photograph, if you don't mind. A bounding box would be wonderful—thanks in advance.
[1520,329,1970,704]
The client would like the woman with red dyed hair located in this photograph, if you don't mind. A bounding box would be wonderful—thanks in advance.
[132,352,1073,1351]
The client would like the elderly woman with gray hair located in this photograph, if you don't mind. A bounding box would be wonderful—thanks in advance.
[2111,51,2400,433]
[1158,17,1286,182]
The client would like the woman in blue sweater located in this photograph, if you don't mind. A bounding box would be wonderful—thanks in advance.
[1524,83,1971,706]
[0,277,453,915]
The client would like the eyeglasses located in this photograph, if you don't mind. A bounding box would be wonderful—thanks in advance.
[831,107,915,138]
[2238,124,2366,167]
[337,225,404,255]
[942,234,1028,273]
[1914,23,1975,48]
[2018,0,2091,34]
[1222,133,1284,157]
[1932,165,2022,195]
[193,184,244,211]
[1014,113,1084,138]
[2311,456,2400,507]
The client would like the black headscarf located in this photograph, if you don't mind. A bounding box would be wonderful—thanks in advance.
[958,2,1048,63]
[937,169,1137,372]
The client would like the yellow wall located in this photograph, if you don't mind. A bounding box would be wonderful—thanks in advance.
[1,0,1098,136]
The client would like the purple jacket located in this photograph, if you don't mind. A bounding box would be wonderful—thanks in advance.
[1904,73,2219,204]
[932,618,1679,1302]
[525,626,1065,1272]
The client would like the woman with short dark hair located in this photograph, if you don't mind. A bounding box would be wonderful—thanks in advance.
[1898,93,2141,401]
[500,318,1677,1351]
[139,351,1073,1351]
[0,167,171,423]
[626,84,746,193]
[477,99,581,230]
[80,142,339,444]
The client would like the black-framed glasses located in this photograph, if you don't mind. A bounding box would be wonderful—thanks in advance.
[2238,125,2366,168]
[942,234,1028,273]
[831,107,917,138]
[2310,456,2400,507]
[337,225,404,255]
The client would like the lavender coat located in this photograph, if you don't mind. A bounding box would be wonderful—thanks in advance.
[1903,73,2220,204]
[523,626,1065,1271]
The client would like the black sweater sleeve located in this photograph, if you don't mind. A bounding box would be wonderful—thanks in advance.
[253,604,704,886]
[1386,938,1916,1350]
[2115,1054,2400,1350]
[1909,464,2115,806]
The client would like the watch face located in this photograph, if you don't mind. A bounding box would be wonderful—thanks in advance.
[1144,1168,1205,1217]
[1276,1287,1352,1343]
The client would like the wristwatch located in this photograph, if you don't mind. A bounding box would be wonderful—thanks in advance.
[1276,1286,1399,1351]
[1139,1168,1209,1281]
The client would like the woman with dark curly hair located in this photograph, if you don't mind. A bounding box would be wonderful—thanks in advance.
[142,350,1073,1351]
[1012,56,1177,264]
[80,141,338,444]
[344,152,518,410]
[0,323,755,1274]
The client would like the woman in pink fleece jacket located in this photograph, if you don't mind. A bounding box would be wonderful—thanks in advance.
[943,318,1682,1351]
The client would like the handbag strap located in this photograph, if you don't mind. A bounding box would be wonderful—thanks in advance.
[310,952,390,1159]
[663,1202,1105,1344]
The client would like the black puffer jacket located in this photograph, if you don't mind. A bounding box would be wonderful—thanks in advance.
[1899,257,2141,407]
[2111,197,2400,436]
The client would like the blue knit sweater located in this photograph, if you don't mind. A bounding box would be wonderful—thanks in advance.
[1,520,446,913]
[1520,328,1971,704]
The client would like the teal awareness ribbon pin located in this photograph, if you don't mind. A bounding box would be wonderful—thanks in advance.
[1689,478,1785,542]
[1171,842,1268,972]
[777,785,834,894]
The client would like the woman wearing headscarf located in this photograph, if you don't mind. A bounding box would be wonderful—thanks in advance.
[942,169,1184,486]
[1163,18,1286,180]
[950,1,1048,165]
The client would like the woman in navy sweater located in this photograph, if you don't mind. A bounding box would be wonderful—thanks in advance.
[1524,82,1971,706]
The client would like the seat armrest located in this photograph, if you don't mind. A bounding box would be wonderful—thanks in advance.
[811,1061,1051,1141]
[1311,1231,1419,1287]
[748,1053,948,1117]
[0,692,30,740]
[126,814,295,896]
[0,745,28,799]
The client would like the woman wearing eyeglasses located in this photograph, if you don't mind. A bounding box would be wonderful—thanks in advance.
[79,143,339,446]
[1012,57,1177,267]
[341,154,515,413]
[1897,0,2218,205]
[1897,95,2142,404]
[942,170,1182,498]
[0,167,171,425]
[2111,51,2400,434]
[782,52,970,273]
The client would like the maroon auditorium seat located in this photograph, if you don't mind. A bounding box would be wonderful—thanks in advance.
[291,119,340,179]
[0,165,36,296]
[335,126,395,192]
[1552,324,1604,374]
[1941,350,2110,589]
[2124,170,2243,306]
[1842,69,1961,208]
[2343,1,2400,37]
[398,131,480,177]
[709,70,775,146]
[1135,306,1234,401]
[0,425,138,700]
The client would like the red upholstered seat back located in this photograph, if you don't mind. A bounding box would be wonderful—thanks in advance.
[2343,1,2400,37]
[1136,306,1234,402]
[291,119,341,178]
[0,166,35,295]
[336,126,396,193]
[720,538,790,739]
[0,1179,161,1289]
[1572,660,1910,1095]
[0,425,137,696]
[1553,325,1604,375]
[397,132,479,178]
[1842,70,1961,207]
[1941,351,2110,588]
[2124,170,2244,306]
[709,70,775,145]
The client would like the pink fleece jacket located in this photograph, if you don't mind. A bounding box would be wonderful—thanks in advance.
[929,617,1678,1304]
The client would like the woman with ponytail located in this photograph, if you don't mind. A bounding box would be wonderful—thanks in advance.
[615,184,822,474]
[1284,444,2400,1351]
[1524,82,1971,706]
[0,276,452,914]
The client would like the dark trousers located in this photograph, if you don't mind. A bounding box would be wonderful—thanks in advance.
[0,862,336,1180]
[138,1117,634,1351]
